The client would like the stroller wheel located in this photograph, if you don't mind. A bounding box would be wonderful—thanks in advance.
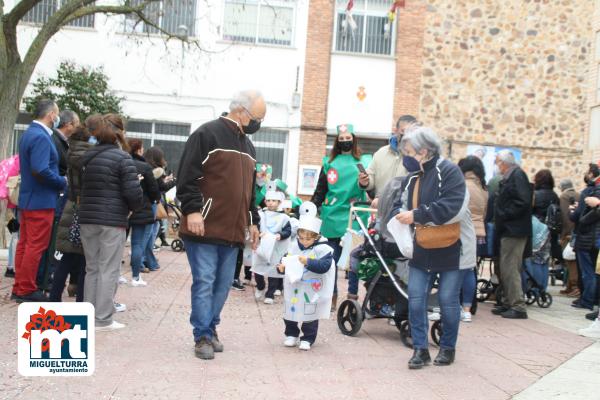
[171,239,184,252]
[476,279,492,302]
[398,320,413,349]
[537,292,553,308]
[337,299,363,336]
[525,290,537,305]
[430,320,442,346]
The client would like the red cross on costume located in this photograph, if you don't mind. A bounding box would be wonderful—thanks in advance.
[327,168,339,184]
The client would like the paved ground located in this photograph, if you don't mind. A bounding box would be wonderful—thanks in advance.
[0,248,599,400]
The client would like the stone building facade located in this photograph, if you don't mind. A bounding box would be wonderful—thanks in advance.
[299,0,595,189]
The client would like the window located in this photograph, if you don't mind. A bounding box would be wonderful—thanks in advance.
[249,128,288,180]
[125,0,196,37]
[334,0,395,56]
[223,0,295,47]
[22,0,95,28]
[126,119,192,175]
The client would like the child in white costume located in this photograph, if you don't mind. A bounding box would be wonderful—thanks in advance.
[276,203,335,351]
[253,190,292,304]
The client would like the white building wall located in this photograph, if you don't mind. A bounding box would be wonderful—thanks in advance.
[11,0,308,191]
[326,53,396,136]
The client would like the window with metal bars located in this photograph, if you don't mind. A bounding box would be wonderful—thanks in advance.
[334,0,395,56]
[124,0,196,37]
[21,0,95,28]
[222,0,295,47]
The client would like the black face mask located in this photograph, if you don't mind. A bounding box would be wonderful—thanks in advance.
[337,140,353,152]
[243,119,261,135]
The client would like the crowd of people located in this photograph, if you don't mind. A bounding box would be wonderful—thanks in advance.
[1,92,600,368]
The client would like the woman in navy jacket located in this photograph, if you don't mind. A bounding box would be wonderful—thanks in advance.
[393,127,476,369]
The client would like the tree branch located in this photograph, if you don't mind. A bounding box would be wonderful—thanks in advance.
[4,0,42,27]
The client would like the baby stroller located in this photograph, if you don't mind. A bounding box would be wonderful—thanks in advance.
[165,199,185,252]
[336,203,442,348]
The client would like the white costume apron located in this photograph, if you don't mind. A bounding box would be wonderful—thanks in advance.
[252,209,291,278]
[283,239,335,322]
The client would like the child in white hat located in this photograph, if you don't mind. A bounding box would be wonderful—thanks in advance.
[276,202,335,351]
[252,190,291,304]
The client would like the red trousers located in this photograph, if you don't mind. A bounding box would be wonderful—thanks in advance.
[13,209,54,296]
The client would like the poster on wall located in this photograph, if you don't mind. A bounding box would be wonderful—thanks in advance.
[467,145,522,183]
[297,165,321,195]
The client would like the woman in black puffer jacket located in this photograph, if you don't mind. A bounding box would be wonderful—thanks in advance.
[50,125,94,302]
[128,139,161,284]
[79,114,143,331]
[532,169,561,260]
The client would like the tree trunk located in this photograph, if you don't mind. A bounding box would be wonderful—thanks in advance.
[0,73,23,161]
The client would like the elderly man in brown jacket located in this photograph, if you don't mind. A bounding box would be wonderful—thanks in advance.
[558,179,579,296]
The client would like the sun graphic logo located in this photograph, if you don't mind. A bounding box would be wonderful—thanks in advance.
[18,303,95,376]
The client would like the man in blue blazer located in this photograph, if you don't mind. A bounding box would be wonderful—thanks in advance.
[12,99,67,302]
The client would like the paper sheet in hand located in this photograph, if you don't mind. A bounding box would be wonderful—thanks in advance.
[255,232,277,261]
[386,218,413,259]
[282,256,304,283]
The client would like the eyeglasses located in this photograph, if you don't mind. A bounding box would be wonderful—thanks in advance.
[242,107,264,123]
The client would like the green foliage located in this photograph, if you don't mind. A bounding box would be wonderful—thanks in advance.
[23,61,124,120]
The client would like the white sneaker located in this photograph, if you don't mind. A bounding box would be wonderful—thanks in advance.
[254,288,266,300]
[461,311,472,322]
[131,277,147,287]
[274,290,282,297]
[264,297,274,305]
[283,336,299,347]
[118,276,128,284]
[428,312,441,321]
[298,341,311,351]
[96,321,126,331]
[114,302,127,312]
[578,319,600,339]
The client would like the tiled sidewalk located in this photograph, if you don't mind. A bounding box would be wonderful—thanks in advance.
[0,249,596,400]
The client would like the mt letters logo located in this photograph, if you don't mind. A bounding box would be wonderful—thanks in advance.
[18,302,95,376]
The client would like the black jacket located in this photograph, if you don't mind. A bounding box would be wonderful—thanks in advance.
[129,154,161,226]
[79,144,144,228]
[533,187,559,222]
[51,129,69,176]
[571,184,600,251]
[494,166,533,239]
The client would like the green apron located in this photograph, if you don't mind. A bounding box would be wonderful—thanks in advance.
[320,154,372,238]
[255,184,267,207]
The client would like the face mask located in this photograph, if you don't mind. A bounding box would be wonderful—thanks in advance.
[242,119,261,135]
[88,136,98,145]
[337,140,353,153]
[494,165,502,177]
[256,177,266,187]
[402,155,421,172]
[52,115,60,130]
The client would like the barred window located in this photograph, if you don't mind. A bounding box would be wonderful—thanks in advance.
[21,0,95,28]
[124,0,196,37]
[223,0,295,47]
[334,0,395,56]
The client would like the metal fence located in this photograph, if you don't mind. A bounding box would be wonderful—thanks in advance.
[125,0,196,36]
[22,0,95,28]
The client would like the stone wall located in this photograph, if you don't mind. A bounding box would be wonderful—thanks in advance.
[418,0,594,185]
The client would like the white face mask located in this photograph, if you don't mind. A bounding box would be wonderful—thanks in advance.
[494,164,502,177]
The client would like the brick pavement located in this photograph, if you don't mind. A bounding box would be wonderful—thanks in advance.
[0,249,595,400]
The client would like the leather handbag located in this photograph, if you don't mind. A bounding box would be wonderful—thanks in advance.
[412,176,461,249]
[156,202,168,219]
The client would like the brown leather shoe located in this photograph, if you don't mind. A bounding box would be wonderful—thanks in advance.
[567,289,581,298]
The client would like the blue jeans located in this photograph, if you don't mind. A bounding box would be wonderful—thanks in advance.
[185,241,239,341]
[460,268,476,308]
[522,259,549,294]
[130,224,158,278]
[576,250,597,308]
[408,266,464,350]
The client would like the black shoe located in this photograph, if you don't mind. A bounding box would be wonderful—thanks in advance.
[231,280,245,291]
[12,290,48,303]
[571,301,593,310]
[433,348,455,366]
[572,298,582,305]
[501,309,528,319]
[160,240,170,247]
[4,269,15,278]
[586,310,599,321]
[408,349,431,370]
[491,306,509,315]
